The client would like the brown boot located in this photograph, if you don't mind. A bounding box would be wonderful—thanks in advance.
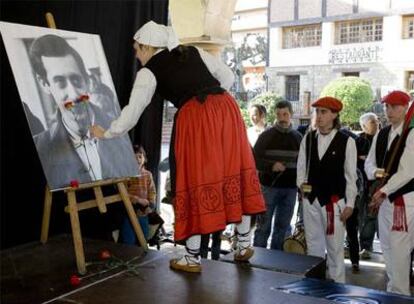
[169,255,202,273]
[234,247,254,262]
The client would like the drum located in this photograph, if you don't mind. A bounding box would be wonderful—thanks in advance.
[283,228,307,255]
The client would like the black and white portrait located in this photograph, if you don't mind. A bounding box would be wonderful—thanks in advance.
[0,22,138,190]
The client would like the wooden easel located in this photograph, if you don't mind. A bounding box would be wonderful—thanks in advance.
[41,179,148,274]
[40,13,147,275]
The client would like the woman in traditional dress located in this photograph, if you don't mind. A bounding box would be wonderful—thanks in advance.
[91,21,265,273]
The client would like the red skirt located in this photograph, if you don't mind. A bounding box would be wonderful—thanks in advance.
[172,92,266,241]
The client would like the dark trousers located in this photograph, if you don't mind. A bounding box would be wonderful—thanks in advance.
[346,207,359,265]
[359,195,378,251]
[200,231,222,260]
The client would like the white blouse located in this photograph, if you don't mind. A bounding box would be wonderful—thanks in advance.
[104,47,235,138]
[247,126,266,147]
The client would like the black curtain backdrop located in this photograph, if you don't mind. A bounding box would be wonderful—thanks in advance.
[0,0,168,249]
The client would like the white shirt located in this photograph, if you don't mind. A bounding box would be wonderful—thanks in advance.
[104,47,235,138]
[365,123,414,196]
[247,125,266,147]
[297,129,358,208]
[62,111,102,180]
[74,138,102,180]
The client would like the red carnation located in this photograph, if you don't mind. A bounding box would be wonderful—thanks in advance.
[79,94,89,102]
[70,180,79,188]
[70,274,81,286]
[99,249,111,260]
[64,100,74,110]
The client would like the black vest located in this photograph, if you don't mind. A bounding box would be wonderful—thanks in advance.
[144,46,222,109]
[375,126,414,202]
[306,130,349,206]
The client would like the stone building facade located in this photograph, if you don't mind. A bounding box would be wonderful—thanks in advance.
[267,0,414,122]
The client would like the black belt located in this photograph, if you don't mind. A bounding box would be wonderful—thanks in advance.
[178,86,225,106]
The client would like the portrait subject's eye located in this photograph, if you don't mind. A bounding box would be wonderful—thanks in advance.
[53,76,67,89]
[69,74,84,89]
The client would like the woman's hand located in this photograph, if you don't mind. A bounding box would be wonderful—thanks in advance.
[90,124,106,139]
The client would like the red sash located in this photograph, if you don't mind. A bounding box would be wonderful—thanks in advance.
[326,195,339,235]
[391,196,408,232]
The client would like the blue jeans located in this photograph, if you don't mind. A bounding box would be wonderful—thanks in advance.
[254,186,297,250]
[121,215,149,245]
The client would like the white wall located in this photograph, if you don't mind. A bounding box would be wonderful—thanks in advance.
[358,0,389,14]
[232,9,268,32]
[391,0,414,10]
[235,0,268,12]
[270,0,295,23]
[299,0,322,19]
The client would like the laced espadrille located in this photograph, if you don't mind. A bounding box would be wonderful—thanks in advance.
[234,246,254,262]
[170,255,202,273]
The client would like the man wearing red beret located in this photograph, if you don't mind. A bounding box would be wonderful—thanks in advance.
[365,90,414,295]
[297,96,357,283]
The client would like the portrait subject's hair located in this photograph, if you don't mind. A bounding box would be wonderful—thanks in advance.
[29,34,88,84]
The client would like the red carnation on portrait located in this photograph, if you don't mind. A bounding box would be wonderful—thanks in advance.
[70,180,79,188]
[64,100,74,110]
[78,94,90,102]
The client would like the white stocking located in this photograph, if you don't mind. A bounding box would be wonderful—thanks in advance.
[236,215,251,249]
[185,234,201,257]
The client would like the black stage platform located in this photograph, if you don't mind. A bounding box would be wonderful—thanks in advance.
[221,247,326,279]
[2,236,412,304]
[1,235,334,304]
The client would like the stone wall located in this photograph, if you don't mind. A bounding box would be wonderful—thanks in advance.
[270,0,295,23]
[266,62,407,103]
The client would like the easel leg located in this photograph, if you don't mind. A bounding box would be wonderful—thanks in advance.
[67,190,87,274]
[40,186,53,244]
[117,182,148,250]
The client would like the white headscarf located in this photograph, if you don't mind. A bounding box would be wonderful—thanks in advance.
[133,21,179,51]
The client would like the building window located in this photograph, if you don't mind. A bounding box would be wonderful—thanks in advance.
[335,18,383,44]
[343,72,360,77]
[403,15,414,39]
[285,75,300,101]
[282,24,322,49]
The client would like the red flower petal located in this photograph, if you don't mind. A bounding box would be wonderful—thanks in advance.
[64,101,74,109]
[79,94,89,102]
[70,180,79,188]
[99,249,111,260]
[70,274,81,286]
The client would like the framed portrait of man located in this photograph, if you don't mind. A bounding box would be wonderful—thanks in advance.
[0,21,138,190]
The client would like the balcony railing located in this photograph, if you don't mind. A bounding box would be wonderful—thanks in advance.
[291,100,311,117]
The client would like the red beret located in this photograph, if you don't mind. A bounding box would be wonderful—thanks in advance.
[382,91,410,106]
[312,97,343,112]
